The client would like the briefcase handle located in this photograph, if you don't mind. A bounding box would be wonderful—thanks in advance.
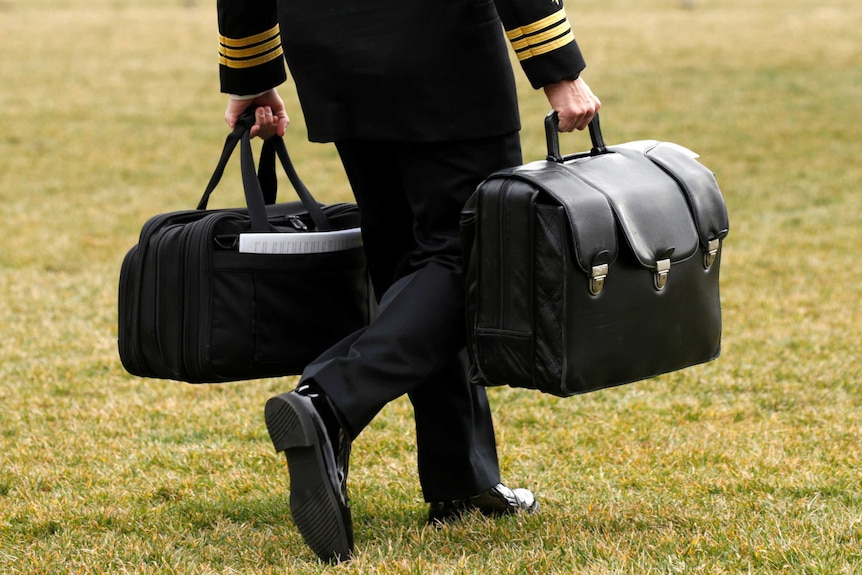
[544,110,608,163]
[196,111,333,232]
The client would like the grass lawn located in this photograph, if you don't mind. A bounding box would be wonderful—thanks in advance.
[1,0,860,573]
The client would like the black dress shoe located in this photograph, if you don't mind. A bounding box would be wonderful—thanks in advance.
[264,388,353,563]
[428,483,539,525]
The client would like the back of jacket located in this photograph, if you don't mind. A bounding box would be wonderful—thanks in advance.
[218,0,586,143]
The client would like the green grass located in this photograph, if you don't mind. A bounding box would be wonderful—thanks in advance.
[1,0,861,573]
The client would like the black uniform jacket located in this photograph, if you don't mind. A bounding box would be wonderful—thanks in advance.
[217,0,586,143]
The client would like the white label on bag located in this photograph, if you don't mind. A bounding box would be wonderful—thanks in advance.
[238,228,363,254]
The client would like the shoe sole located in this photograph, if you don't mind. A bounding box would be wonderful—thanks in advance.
[264,393,353,563]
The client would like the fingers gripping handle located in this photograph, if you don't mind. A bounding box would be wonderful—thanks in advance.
[544,110,607,163]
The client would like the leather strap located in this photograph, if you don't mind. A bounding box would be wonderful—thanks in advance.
[487,163,619,275]
[645,143,729,247]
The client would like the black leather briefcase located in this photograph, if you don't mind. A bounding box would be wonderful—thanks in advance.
[461,112,729,397]
[118,113,373,383]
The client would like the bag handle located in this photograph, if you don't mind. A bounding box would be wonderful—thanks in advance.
[544,110,607,163]
[196,111,332,232]
[259,136,333,231]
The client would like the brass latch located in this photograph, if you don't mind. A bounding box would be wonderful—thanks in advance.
[653,259,671,291]
[703,239,720,269]
[590,263,609,296]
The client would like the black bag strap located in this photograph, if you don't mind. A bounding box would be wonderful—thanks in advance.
[257,137,278,206]
[260,136,333,231]
[197,114,250,210]
[196,111,332,232]
[238,128,270,231]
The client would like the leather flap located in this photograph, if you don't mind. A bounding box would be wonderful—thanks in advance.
[568,141,701,268]
[487,139,727,273]
[643,142,730,247]
[503,143,721,273]
[501,161,619,275]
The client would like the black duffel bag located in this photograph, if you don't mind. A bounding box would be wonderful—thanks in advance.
[118,113,372,383]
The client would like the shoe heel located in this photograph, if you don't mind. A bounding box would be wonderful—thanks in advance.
[265,393,316,453]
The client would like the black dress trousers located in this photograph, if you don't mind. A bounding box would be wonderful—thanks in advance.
[300,132,522,502]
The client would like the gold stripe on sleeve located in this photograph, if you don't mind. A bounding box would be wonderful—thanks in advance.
[505,7,575,62]
[514,31,575,61]
[219,46,284,69]
[219,35,282,60]
[505,8,567,41]
[218,23,283,70]
[218,24,281,49]
[509,20,571,52]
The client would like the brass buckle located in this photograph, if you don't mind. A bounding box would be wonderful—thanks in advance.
[703,239,720,269]
[590,264,608,295]
[654,259,671,291]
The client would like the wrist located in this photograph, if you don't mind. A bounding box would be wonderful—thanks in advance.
[230,90,269,101]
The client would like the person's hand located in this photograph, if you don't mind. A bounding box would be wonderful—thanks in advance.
[224,88,290,139]
[543,77,601,132]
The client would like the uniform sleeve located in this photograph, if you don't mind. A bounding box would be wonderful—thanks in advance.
[494,0,587,89]
[217,0,287,96]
